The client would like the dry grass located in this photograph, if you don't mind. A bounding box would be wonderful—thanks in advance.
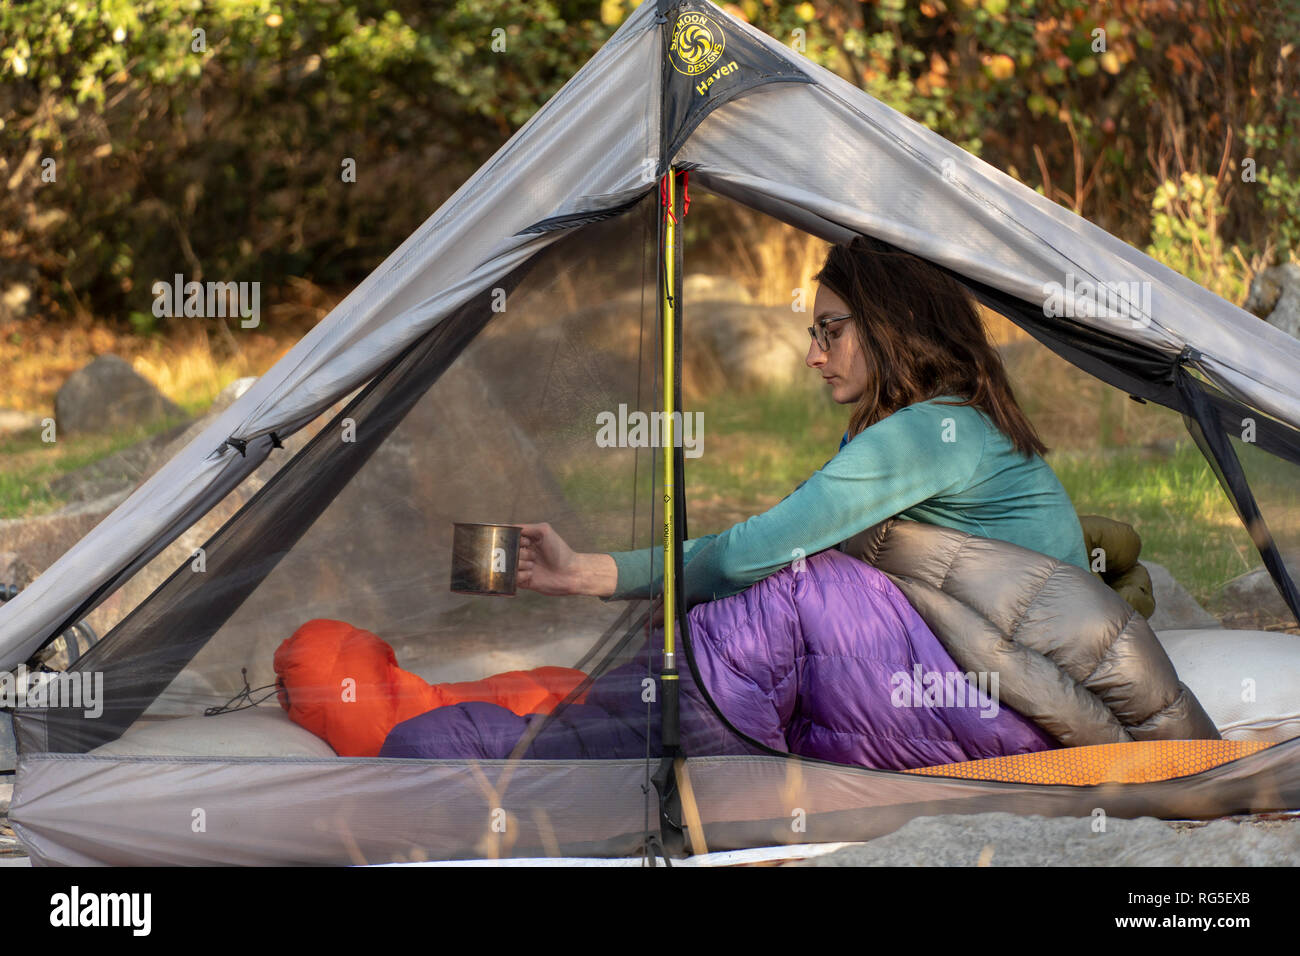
[1,279,335,417]
[0,318,273,417]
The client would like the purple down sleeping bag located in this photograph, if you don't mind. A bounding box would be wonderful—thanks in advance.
[380,548,1058,769]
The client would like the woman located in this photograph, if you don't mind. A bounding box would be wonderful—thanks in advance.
[517,234,1089,609]
[378,236,1086,768]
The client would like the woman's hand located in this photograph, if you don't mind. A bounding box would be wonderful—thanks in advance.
[517,522,582,596]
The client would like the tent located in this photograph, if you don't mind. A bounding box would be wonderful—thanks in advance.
[4,0,1300,865]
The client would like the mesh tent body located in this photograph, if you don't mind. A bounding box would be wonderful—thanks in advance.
[5,0,1300,865]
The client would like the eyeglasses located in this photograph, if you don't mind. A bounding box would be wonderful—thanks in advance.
[808,313,852,352]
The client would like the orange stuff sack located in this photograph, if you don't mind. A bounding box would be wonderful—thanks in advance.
[274,618,588,757]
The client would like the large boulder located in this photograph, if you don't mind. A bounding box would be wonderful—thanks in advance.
[1143,561,1220,630]
[51,350,613,717]
[35,378,255,516]
[478,273,813,400]
[171,352,599,696]
[683,273,754,305]
[1243,262,1300,340]
[0,378,265,652]
[77,392,351,644]
[0,500,129,584]
[688,301,816,394]
[1213,555,1300,628]
[54,355,184,436]
[682,274,809,395]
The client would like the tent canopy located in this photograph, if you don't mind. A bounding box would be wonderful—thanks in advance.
[3,0,1299,672]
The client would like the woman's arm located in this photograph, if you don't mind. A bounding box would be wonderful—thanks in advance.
[598,533,721,602]
[567,405,982,606]
[575,552,618,598]
[596,450,841,601]
[657,402,985,608]
[516,524,716,600]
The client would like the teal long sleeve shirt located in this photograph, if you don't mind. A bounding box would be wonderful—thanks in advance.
[602,395,1089,606]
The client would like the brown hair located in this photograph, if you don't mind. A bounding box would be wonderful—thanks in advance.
[813,234,1048,457]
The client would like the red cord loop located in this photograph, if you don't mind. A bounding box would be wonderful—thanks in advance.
[660,171,690,223]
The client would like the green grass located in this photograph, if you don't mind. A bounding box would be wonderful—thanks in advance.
[686,384,843,512]
[0,414,191,519]
[1051,442,1259,603]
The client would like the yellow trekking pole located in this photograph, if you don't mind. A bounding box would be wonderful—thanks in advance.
[660,166,680,750]
[660,166,681,681]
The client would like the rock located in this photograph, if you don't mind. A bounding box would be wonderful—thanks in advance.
[795,812,1300,866]
[0,548,97,671]
[0,552,34,589]
[65,350,591,716]
[0,505,126,582]
[0,380,267,639]
[0,409,42,436]
[1143,561,1219,630]
[683,274,754,305]
[689,302,817,394]
[164,353,588,699]
[48,420,193,507]
[209,377,257,414]
[0,500,130,673]
[472,299,645,405]
[47,378,254,512]
[1215,558,1300,625]
[74,403,348,652]
[31,380,252,513]
[1244,263,1300,339]
[0,261,39,326]
[53,354,184,436]
[474,278,811,400]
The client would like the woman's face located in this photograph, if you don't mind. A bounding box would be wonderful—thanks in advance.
[805,285,869,404]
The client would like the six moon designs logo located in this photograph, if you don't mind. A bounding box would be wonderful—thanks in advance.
[670,11,726,76]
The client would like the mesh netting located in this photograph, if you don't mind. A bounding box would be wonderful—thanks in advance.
[21,192,740,761]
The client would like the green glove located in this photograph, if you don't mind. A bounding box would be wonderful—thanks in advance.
[1107,562,1156,618]
[1078,513,1142,576]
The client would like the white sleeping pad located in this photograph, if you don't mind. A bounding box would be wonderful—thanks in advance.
[88,706,337,758]
[1156,627,1300,743]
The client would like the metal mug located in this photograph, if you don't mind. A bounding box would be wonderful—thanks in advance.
[450,522,522,596]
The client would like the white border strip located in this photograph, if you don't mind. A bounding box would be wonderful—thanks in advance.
[370,842,864,868]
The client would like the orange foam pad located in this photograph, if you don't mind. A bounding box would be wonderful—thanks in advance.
[903,739,1275,785]
[274,618,588,757]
